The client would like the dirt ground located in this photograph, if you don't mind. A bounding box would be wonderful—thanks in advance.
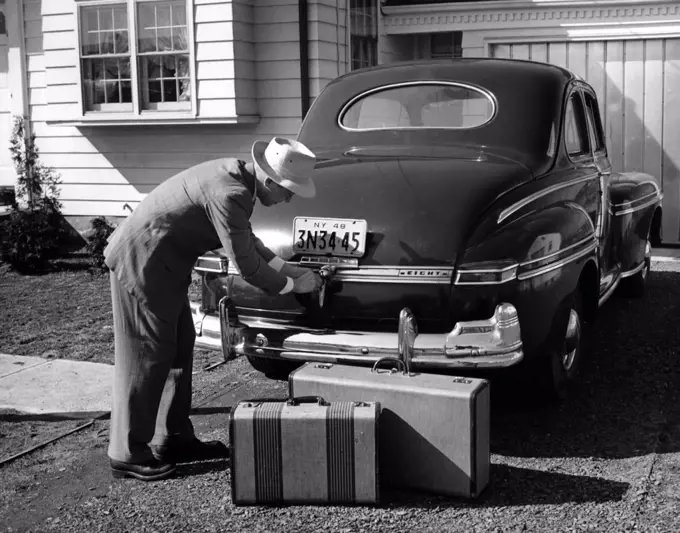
[1,259,680,532]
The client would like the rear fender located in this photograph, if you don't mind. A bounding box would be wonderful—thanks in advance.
[609,172,662,273]
[456,202,597,359]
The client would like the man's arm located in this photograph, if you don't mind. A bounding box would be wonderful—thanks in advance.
[206,192,293,295]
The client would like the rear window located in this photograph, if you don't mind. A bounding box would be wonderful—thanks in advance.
[339,82,496,131]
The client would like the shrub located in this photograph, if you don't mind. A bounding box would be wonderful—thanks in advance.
[86,216,115,270]
[0,116,68,272]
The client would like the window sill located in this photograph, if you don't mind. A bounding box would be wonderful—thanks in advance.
[46,114,261,127]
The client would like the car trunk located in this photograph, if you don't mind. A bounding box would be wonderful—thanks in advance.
[226,146,533,332]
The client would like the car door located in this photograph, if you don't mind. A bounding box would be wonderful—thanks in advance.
[581,86,620,295]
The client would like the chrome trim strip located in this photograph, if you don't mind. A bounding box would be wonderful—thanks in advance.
[611,188,660,208]
[520,235,595,268]
[329,266,454,284]
[337,80,498,132]
[518,240,597,281]
[454,264,518,286]
[598,273,621,307]
[498,173,599,224]
[614,194,663,217]
[620,260,646,279]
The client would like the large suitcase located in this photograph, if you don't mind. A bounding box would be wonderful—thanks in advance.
[289,359,491,499]
[229,396,380,505]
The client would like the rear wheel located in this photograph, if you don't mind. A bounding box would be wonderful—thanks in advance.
[246,355,302,381]
[533,290,585,403]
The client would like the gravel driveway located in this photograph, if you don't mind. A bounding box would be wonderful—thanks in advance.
[1,260,679,533]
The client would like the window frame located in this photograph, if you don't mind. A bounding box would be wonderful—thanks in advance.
[582,89,607,155]
[74,0,197,119]
[337,81,498,132]
[562,88,592,162]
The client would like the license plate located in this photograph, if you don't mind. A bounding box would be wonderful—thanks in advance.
[293,217,367,257]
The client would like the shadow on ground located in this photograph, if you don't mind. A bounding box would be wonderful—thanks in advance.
[491,270,680,459]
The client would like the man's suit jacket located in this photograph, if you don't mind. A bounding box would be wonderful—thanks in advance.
[104,158,288,312]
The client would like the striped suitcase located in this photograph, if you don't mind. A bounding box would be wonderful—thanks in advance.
[289,359,491,499]
[229,396,380,505]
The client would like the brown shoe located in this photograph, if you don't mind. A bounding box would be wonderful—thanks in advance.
[151,438,228,464]
[110,458,176,481]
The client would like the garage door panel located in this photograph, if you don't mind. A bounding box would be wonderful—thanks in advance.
[548,42,568,69]
[604,41,625,174]
[567,42,587,80]
[623,40,645,174]
[662,38,680,241]
[529,43,548,63]
[490,37,680,243]
[586,42,607,123]
[642,39,664,186]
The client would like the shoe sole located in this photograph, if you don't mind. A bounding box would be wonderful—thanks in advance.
[111,465,176,481]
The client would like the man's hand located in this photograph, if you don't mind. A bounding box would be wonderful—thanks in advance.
[281,262,313,279]
[292,271,322,294]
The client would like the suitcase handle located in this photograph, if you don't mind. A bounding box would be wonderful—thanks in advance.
[287,396,329,406]
[371,357,407,374]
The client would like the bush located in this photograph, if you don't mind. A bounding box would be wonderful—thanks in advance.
[0,116,68,272]
[86,216,115,270]
[0,200,67,272]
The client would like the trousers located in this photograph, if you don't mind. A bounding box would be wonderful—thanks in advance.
[108,272,196,463]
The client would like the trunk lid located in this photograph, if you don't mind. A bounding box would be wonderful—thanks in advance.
[229,146,533,330]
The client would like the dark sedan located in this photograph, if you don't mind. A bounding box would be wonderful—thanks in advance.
[191,58,662,400]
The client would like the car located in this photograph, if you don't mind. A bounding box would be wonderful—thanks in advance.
[190,58,663,400]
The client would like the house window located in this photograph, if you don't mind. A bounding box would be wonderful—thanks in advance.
[350,0,378,71]
[78,0,191,114]
[430,32,463,59]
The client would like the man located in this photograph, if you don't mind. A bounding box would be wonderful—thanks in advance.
[104,137,323,482]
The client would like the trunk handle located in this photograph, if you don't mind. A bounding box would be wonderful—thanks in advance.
[372,357,408,375]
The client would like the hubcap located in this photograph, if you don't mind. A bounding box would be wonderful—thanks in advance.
[562,308,581,371]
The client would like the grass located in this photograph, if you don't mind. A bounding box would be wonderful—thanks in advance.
[0,254,207,366]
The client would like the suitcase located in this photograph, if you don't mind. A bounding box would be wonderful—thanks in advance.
[289,358,491,499]
[229,396,380,505]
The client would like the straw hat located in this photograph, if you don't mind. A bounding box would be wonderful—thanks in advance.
[251,137,317,198]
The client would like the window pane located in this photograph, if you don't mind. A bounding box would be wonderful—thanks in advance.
[163,78,178,102]
[172,25,188,51]
[148,80,163,102]
[146,55,162,79]
[100,31,115,55]
[114,30,129,54]
[157,27,173,52]
[176,54,190,78]
[171,3,186,26]
[157,4,171,28]
[138,3,157,52]
[99,8,113,31]
[341,83,496,130]
[113,6,127,30]
[81,32,99,56]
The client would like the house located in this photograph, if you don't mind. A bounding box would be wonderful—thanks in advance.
[1,0,679,243]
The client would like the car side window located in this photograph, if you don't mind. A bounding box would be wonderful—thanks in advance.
[583,92,606,152]
[564,92,591,158]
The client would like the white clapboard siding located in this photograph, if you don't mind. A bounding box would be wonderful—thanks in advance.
[59,200,142,218]
[60,183,148,202]
[491,38,680,243]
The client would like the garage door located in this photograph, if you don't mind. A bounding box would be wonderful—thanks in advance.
[491,39,680,244]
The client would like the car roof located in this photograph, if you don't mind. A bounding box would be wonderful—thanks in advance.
[328,57,579,89]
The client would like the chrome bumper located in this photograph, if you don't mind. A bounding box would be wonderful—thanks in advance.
[190,301,524,370]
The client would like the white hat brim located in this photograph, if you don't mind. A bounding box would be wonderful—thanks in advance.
[251,140,316,199]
